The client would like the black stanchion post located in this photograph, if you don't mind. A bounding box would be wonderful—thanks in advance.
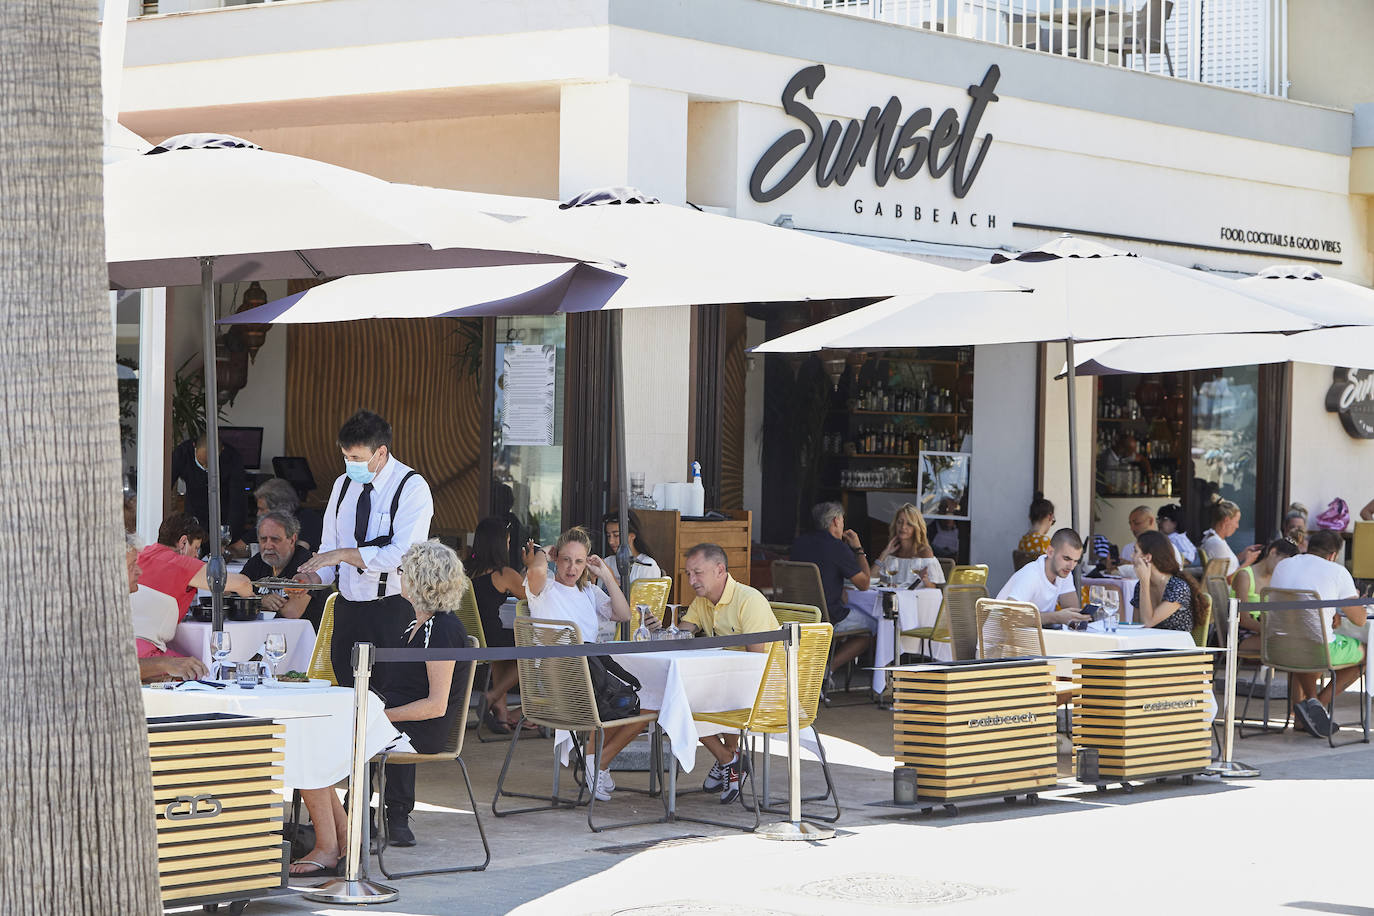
[305,642,400,904]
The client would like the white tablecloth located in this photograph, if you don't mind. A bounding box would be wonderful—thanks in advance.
[617,648,768,773]
[142,684,403,790]
[170,619,316,674]
[846,587,948,692]
[1041,622,1197,678]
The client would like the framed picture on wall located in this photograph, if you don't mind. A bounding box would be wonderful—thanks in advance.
[918,451,971,521]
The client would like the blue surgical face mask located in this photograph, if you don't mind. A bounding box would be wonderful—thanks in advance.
[345,460,375,485]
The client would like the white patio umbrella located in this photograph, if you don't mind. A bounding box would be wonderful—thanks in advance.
[107,134,611,631]
[223,187,1021,585]
[1071,265,1374,374]
[754,236,1321,535]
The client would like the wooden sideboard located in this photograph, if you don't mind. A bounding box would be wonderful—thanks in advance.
[637,509,752,606]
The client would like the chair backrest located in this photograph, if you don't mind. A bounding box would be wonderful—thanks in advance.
[1191,590,1213,648]
[1259,587,1331,673]
[1012,550,1040,573]
[1204,557,1230,581]
[937,557,955,581]
[1137,0,1173,40]
[515,598,530,617]
[628,577,673,632]
[770,560,830,621]
[1082,577,1130,624]
[975,598,1045,659]
[308,592,339,684]
[944,583,988,661]
[436,636,480,758]
[742,623,834,732]
[512,617,602,729]
[769,602,822,626]
[949,564,989,586]
[455,584,486,649]
[1206,576,1234,647]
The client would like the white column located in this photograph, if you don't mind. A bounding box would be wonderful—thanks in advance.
[559,82,692,490]
[969,343,1038,590]
[136,288,167,544]
[1039,341,1095,544]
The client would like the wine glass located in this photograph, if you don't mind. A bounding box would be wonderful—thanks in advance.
[209,630,232,680]
[1102,591,1121,633]
[885,556,900,587]
[665,605,682,640]
[263,633,287,684]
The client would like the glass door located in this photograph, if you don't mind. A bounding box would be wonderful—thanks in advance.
[1191,365,1260,549]
[492,315,566,548]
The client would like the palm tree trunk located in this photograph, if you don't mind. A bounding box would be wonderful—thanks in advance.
[0,2,161,911]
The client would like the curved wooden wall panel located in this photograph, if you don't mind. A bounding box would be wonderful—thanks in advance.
[285,317,483,538]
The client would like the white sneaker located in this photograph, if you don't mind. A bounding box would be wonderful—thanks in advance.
[585,756,613,801]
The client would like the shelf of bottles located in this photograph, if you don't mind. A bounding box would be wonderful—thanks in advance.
[1095,375,1185,499]
[822,348,973,494]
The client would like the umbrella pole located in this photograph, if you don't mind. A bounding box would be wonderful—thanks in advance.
[200,256,227,634]
[1065,337,1082,588]
[611,312,632,599]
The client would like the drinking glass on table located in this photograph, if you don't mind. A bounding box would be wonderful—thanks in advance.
[209,630,232,680]
[884,556,900,587]
[1102,590,1120,633]
[664,605,681,640]
[263,633,287,684]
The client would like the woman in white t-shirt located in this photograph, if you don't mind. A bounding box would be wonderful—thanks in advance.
[1198,499,1261,583]
[601,510,663,589]
[523,526,640,802]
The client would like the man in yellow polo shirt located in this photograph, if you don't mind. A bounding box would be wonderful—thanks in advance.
[677,543,779,804]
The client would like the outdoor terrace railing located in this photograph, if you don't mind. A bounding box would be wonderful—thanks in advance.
[784,0,1289,98]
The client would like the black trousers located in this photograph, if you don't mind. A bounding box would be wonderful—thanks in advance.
[330,594,413,689]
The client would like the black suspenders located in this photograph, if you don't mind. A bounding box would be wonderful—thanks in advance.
[333,469,419,598]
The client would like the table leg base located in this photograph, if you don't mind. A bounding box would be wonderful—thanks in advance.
[1204,759,1260,778]
[755,820,835,841]
[302,878,399,905]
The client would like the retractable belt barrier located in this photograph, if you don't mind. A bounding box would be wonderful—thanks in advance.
[372,628,788,662]
[304,624,822,905]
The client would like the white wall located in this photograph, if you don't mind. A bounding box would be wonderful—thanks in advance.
[969,343,1037,591]
[1289,361,1374,527]
[1039,342,1096,547]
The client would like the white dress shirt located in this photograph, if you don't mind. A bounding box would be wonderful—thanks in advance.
[316,455,433,601]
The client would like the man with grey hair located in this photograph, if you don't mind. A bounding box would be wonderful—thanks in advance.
[242,509,326,627]
[678,542,779,803]
[790,501,874,681]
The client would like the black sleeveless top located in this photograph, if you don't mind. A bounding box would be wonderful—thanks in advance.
[472,571,515,647]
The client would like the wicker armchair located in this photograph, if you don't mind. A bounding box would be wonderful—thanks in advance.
[375,637,490,878]
[492,618,667,831]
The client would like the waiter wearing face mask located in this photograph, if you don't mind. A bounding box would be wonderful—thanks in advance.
[297,409,434,687]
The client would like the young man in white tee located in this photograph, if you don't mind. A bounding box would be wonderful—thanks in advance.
[997,529,1090,627]
[1269,529,1367,738]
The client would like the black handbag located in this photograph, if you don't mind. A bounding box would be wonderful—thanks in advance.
[587,655,642,721]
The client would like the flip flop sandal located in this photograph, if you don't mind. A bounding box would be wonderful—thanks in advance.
[482,706,512,735]
[290,858,339,878]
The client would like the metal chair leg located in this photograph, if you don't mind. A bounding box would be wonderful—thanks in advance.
[671,729,759,834]
[586,726,672,833]
[757,730,841,824]
[377,756,491,879]
[492,718,585,817]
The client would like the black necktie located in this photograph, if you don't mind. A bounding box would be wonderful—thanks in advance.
[354,483,373,547]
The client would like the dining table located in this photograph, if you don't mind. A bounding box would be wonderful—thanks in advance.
[1041,621,1197,678]
[142,682,404,790]
[845,586,948,693]
[170,618,317,675]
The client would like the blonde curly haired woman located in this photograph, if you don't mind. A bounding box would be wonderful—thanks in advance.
[290,539,470,875]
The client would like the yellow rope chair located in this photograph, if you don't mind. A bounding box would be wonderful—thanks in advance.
[306,592,339,685]
[375,637,491,878]
[628,577,673,633]
[769,602,822,626]
[948,564,990,586]
[681,623,839,831]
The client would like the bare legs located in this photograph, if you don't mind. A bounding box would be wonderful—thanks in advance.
[291,787,347,874]
[484,660,520,723]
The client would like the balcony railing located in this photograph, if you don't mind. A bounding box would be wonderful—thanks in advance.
[787,0,1289,97]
